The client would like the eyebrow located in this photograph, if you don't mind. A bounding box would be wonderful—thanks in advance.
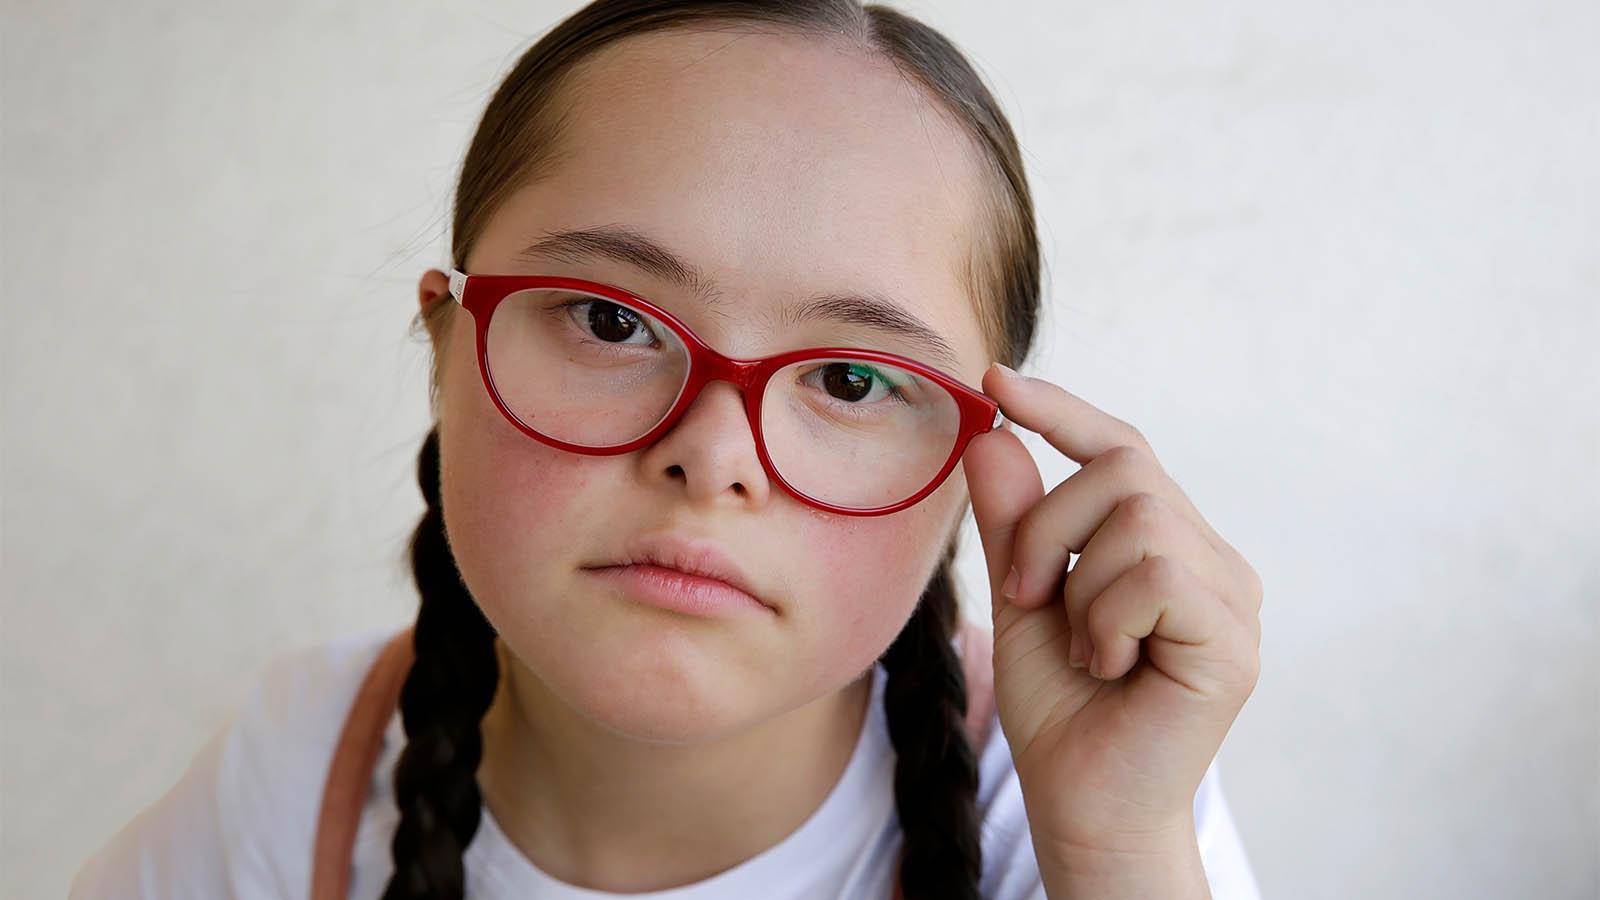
[513,225,962,371]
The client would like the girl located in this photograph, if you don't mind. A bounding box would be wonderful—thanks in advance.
[73,2,1264,898]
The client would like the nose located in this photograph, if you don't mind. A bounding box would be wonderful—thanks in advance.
[634,377,772,510]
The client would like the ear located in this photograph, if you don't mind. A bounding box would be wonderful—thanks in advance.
[417,268,450,313]
[416,268,453,343]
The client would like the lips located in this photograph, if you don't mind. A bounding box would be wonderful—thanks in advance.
[591,530,768,610]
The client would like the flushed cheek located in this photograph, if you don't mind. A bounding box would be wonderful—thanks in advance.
[439,422,610,624]
[438,319,606,563]
[793,509,947,669]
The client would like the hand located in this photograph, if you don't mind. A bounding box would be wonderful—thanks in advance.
[962,362,1262,857]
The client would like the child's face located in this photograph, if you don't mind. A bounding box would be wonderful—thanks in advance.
[431,27,995,741]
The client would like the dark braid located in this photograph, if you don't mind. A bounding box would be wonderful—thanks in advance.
[880,543,983,900]
[382,426,500,899]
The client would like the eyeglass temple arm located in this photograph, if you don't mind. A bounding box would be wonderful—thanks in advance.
[445,267,469,305]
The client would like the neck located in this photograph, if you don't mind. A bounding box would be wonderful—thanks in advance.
[476,636,875,892]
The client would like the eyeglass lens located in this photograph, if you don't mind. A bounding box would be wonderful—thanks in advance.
[483,288,963,509]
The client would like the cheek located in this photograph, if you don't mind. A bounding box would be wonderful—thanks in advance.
[437,379,607,630]
[788,502,953,673]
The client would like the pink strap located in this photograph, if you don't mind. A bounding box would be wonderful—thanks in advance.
[310,624,415,900]
[310,621,995,900]
[957,620,997,750]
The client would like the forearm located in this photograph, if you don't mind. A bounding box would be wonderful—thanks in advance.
[1036,825,1212,900]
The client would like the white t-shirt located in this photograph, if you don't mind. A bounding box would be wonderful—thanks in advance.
[71,625,1263,899]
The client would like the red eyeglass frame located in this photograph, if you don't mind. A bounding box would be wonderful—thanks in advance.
[445,268,1003,517]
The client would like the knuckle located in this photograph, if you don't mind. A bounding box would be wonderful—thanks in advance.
[1101,443,1147,475]
[1084,591,1117,637]
[1143,553,1187,591]
[1121,491,1167,529]
[1105,416,1152,452]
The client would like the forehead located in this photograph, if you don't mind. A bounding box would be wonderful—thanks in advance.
[468,26,994,379]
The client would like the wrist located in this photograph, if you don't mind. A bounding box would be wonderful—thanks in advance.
[1035,820,1211,900]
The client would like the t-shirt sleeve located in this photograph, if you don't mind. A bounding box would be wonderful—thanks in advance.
[1192,761,1263,899]
[69,715,237,899]
[69,627,391,899]
[974,709,1263,900]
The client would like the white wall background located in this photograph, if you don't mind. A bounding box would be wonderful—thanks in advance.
[4,1,1597,897]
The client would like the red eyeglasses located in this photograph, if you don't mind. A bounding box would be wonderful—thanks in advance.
[445,269,1002,516]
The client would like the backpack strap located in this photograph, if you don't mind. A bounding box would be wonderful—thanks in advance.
[309,620,996,900]
[310,624,415,900]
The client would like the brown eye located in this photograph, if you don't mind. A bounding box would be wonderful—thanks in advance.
[819,363,875,402]
[585,300,644,343]
[798,361,910,408]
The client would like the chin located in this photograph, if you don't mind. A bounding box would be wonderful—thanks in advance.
[565,660,764,745]
[502,617,767,745]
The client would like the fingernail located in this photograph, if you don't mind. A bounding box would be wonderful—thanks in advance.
[1001,567,1020,600]
[1088,648,1102,679]
[993,362,1023,381]
[1069,632,1086,668]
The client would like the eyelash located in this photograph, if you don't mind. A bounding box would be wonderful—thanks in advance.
[801,363,913,411]
[551,297,660,344]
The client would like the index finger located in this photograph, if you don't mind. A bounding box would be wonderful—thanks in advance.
[981,362,1231,556]
[981,362,1151,464]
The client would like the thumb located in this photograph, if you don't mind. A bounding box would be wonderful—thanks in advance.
[961,419,1044,622]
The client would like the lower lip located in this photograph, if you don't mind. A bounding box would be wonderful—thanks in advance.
[587,565,771,618]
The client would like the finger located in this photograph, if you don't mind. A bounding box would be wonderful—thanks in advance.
[1063,491,1244,668]
[982,362,1149,465]
[1007,444,1218,610]
[1081,555,1257,700]
[983,364,1227,551]
[960,424,1044,621]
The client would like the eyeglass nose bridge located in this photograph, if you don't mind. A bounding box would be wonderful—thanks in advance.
[654,343,774,440]
[634,345,792,502]
[698,346,768,390]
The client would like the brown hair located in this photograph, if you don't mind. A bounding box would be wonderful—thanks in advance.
[391,2,1042,898]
